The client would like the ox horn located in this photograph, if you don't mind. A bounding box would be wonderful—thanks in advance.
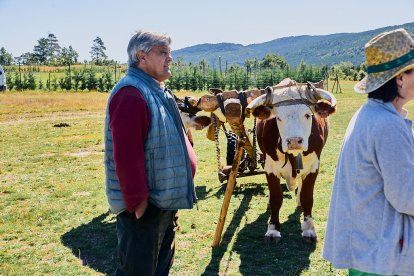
[245,86,274,113]
[304,82,337,107]
[245,83,337,114]
[314,88,337,107]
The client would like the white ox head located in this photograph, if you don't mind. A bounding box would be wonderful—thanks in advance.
[246,79,336,156]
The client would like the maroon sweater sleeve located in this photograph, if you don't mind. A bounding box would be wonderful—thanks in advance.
[184,130,197,178]
[109,86,150,212]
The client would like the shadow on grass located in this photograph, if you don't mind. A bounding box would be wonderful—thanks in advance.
[194,183,227,201]
[195,185,210,201]
[61,211,118,275]
[202,185,316,276]
[196,179,269,201]
[201,183,264,275]
[235,210,316,275]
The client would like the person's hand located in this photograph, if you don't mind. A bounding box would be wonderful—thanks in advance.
[134,199,148,220]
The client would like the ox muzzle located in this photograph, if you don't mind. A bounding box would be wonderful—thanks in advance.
[287,137,304,151]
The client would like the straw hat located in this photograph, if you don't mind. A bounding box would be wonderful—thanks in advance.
[354,28,414,94]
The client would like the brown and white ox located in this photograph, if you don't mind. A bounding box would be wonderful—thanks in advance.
[246,80,336,242]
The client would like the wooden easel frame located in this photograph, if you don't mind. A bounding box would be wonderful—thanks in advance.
[212,137,246,247]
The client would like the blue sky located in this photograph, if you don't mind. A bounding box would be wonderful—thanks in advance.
[1,0,413,63]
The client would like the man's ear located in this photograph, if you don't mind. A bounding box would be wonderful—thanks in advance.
[137,51,146,63]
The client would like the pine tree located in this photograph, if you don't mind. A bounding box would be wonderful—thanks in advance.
[38,79,44,90]
[33,38,49,65]
[26,72,36,90]
[90,37,108,65]
[87,68,98,90]
[47,33,61,65]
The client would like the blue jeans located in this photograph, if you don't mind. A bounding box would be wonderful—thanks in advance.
[115,203,178,276]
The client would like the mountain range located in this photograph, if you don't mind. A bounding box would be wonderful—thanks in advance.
[172,22,414,68]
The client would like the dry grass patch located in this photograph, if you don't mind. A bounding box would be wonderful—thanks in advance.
[0,91,108,118]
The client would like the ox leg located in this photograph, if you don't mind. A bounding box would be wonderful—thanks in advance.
[299,172,318,242]
[265,173,283,243]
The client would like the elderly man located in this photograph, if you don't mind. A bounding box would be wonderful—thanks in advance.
[104,30,196,275]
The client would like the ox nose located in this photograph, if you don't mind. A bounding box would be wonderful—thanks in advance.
[286,137,303,150]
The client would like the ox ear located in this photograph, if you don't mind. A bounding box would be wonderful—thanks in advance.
[193,115,211,130]
[315,102,336,118]
[252,106,272,120]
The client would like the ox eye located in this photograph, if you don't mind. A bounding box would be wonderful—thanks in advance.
[305,114,311,119]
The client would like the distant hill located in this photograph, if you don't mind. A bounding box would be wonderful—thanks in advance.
[172,22,414,68]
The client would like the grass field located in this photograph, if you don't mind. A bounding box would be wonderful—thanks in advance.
[1,82,414,275]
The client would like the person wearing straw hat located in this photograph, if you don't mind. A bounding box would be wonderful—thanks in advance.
[323,28,414,276]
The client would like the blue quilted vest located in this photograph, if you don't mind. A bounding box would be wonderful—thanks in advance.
[104,66,195,214]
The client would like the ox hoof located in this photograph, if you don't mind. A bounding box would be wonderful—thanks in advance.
[302,235,317,243]
[264,224,281,244]
[301,216,317,243]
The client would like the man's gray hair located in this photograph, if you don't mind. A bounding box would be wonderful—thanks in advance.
[127,30,171,67]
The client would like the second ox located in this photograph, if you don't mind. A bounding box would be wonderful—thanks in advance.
[246,79,336,242]
[173,93,211,146]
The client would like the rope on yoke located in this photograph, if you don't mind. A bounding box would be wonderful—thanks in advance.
[250,117,258,171]
[212,114,222,173]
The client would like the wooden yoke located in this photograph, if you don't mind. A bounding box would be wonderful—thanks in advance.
[221,91,254,159]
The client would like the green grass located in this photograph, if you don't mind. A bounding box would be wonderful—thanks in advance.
[1,82,414,275]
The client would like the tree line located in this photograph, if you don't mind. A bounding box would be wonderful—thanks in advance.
[1,57,366,92]
[4,65,122,92]
[1,33,367,92]
[0,33,111,66]
[168,55,366,91]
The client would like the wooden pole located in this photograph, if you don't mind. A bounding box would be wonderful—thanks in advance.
[336,75,342,93]
[212,137,246,247]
